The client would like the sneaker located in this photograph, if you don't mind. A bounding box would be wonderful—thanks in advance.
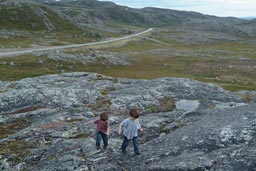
[96,146,101,150]
[134,152,141,155]
[103,145,108,149]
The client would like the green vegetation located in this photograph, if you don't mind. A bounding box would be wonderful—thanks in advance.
[0,3,102,48]
[0,31,100,48]
[0,28,255,92]
[0,4,45,30]
[0,4,79,31]
[100,87,116,96]
[0,55,54,80]
[0,54,87,81]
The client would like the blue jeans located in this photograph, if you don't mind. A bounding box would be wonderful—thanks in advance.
[121,136,139,154]
[96,131,108,148]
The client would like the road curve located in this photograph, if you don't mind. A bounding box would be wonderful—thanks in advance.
[0,28,153,58]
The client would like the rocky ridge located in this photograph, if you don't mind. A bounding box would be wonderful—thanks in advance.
[1,0,255,37]
[0,72,255,171]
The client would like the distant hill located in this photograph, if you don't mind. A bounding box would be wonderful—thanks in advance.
[241,16,256,20]
[0,0,255,37]
[45,0,254,36]
[35,0,213,26]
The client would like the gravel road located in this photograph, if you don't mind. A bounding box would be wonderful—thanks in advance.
[0,28,153,58]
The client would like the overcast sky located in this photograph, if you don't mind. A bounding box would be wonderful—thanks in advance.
[99,0,256,17]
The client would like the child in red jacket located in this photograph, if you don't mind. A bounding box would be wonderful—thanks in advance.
[85,112,110,150]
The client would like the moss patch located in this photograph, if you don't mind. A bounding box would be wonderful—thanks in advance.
[72,133,89,139]
[7,105,45,115]
[87,97,112,111]
[144,97,176,113]
[0,139,38,165]
[100,87,116,96]
[0,119,32,139]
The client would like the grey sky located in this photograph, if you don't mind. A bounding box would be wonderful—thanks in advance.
[99,0,256,17]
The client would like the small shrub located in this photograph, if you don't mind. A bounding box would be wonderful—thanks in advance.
[100,87,116,96]
[158,97,176,112]
[89,97,112,111]
[241,92,253,103]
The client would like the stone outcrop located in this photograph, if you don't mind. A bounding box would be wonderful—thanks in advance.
[32,50,132,66]
[0,72,255,171]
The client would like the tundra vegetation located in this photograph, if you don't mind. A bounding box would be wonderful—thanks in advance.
[1,27,256,91]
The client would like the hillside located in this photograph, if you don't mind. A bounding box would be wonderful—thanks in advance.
[0,0,81,31]
[1,0,254,50]
[0,0,253,34]
[34,0,254,37]
[0,0,103,48]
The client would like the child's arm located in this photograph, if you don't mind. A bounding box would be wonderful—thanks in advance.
[84,119,97,125]
[106,127,110,135]
[106,121,110,135]
[118,123,122,135]
[118,119,127,135]
[137,120,143,133]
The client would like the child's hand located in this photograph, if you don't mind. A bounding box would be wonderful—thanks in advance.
[139,128,144,133]
[118,129,122,135]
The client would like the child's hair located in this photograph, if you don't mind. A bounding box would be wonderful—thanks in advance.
[129,108,139,118]
[100,112,109,121]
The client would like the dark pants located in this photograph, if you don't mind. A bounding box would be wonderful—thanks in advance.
[96,131,108,148]
[121,136,139,154]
